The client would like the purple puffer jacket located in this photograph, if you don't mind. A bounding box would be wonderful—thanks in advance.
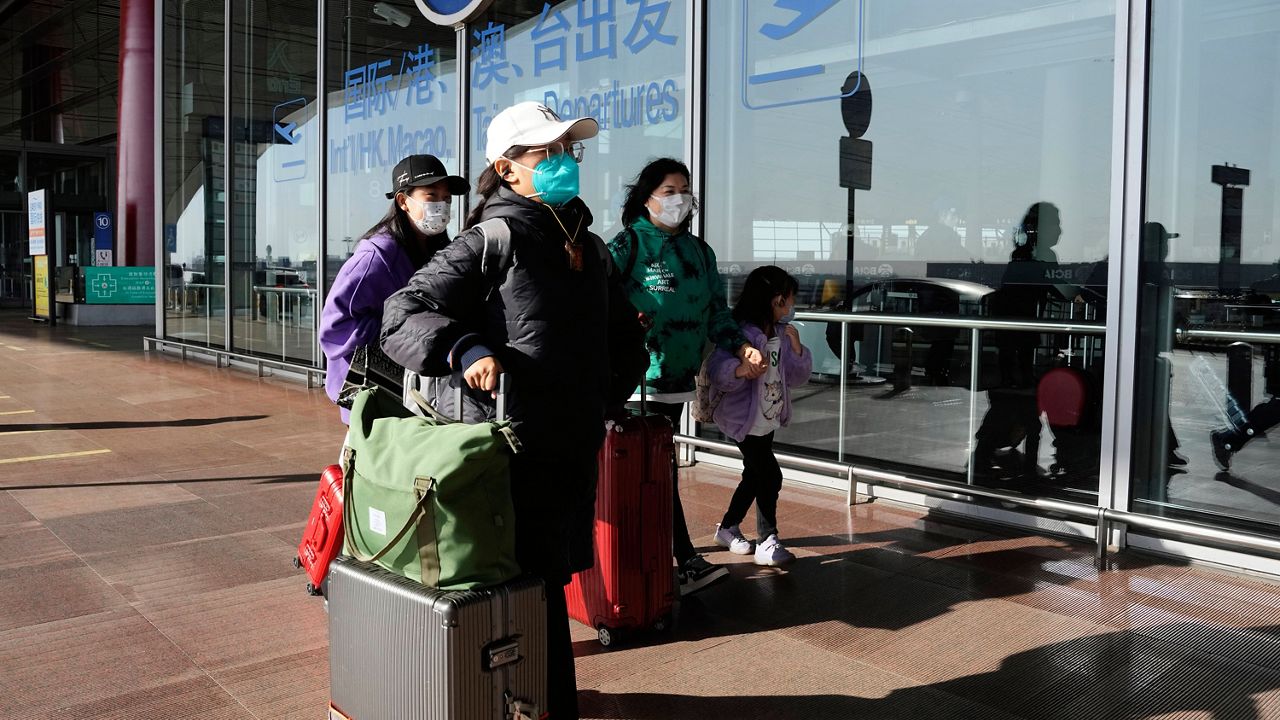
[318,230,430,423]
[708,322,813,443]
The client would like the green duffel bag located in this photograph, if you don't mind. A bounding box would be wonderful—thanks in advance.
[342,385,522,590]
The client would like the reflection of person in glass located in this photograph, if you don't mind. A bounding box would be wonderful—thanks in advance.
[972,202,1061,480]
[918,196,969,262]
[318,154,468,424]
[1210,267,1280,471]
[1138,222,1186,480]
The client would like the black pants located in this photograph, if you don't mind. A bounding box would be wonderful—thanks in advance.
[721,432,782,540]
[1223,397,1280,451]
[628,400,697,564]
[510,449,596,720]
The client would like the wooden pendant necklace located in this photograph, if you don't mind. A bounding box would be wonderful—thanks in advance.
[547,206,585,271]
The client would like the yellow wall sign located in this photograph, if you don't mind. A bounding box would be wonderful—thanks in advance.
[33,255,50,319]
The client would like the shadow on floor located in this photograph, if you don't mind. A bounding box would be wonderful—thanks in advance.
[3,472,318,491]
[580,623,1280,720]
[0,415,268,432]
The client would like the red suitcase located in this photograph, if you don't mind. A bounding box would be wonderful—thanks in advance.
[1038,367,1089,428]
[565,411,675,647]
[295,463,345,595]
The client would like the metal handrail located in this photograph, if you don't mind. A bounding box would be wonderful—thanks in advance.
[1177,328,1280,344]
[251,285,316,296]
[795,310,1106,335]
[143,336,323,388]
[676,434,1280,568]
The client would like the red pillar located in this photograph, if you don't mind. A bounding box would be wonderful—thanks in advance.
[117,0,155,267]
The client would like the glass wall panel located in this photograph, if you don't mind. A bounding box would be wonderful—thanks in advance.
[704,0,1114,496]
[1135,0,1280,530]
[229,0,319,363]
[323,0,459,292]
[162,0,226,348]
[467,0,686,238]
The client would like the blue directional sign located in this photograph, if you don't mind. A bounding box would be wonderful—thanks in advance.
[93,211,112,251]
[741,0,864,111]
[272,97,308,183]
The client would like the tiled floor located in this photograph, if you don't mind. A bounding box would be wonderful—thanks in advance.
[1,311,1279,719]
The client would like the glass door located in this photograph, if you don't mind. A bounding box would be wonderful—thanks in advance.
[229,0,319,363]
[1133,0,1280,533]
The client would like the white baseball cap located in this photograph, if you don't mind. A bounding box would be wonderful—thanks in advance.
[484,101,599,165]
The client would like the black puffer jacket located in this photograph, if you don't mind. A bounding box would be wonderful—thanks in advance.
[381,186,610,455]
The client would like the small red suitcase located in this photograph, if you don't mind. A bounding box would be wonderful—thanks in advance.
[295,463,345,596]
[565,411,675,647]
[1038,367,1089,428]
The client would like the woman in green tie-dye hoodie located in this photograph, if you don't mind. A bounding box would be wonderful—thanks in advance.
[607,157,765,597]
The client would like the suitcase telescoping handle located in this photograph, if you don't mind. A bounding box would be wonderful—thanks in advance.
[406,373,508,422]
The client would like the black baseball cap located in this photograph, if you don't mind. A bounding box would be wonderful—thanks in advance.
[385,154,469,199]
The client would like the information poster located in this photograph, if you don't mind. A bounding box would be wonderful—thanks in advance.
[27,189,46,256]
[33,255,50,318]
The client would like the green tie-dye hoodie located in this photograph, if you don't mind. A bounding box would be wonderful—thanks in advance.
[607,217,746,395]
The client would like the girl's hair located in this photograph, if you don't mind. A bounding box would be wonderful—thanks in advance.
[465,145,531,229]
[733,265,799,329]
[620,157,697,231]
[359,197,427,266]
[1012,201,1059,260]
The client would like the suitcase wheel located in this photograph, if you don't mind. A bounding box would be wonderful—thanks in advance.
[652,613,672,633]
[306,582,322,597]
[597,625,619,648]
[292,555,302,569]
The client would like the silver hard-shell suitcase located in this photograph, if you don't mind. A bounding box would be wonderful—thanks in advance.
[327,556,546,720]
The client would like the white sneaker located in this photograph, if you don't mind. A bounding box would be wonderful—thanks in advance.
[714,524,755,555]
[754,534,795,567]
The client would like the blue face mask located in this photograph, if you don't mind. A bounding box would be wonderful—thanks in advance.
[778,306,796,325]
[516,152,580,206]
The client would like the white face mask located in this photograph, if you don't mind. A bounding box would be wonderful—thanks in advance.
[405,196,450,236]
[649,193,693,228]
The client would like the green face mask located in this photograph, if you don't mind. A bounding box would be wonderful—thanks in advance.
[514,152,580,206]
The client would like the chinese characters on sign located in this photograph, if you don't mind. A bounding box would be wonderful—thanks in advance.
[332,40,452,176]
[469,0,683,154]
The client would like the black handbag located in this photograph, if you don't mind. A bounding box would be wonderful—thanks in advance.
[337,345,405,410]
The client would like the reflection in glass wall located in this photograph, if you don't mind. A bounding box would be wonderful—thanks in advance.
[323,1,458,292]
[162,0,226,348]
[704,0,1114,497]
[467,0,685,238]
[229,0,319,363]
[1136,0,1280,531]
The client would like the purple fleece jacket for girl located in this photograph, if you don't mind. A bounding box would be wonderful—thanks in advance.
[708,322,813,443]
[318,230,422,423]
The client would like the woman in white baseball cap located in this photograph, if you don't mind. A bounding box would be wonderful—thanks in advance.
[381,101,606,720]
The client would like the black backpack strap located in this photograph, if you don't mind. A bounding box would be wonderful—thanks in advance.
[623,227,640,280]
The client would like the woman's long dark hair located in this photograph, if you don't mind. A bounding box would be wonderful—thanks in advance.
[1012,201,1059,261]
[465,145,530,229]
[359,198,428,266]
[733,265,799,330]
[620,158,696,232]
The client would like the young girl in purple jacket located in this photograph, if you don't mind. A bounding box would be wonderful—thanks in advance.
[707,266,813,566]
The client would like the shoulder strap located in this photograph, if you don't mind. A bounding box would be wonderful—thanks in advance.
[623,227,640,279]
[476,218,513,300]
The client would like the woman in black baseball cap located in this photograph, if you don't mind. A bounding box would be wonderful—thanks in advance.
[318,154,468,423]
